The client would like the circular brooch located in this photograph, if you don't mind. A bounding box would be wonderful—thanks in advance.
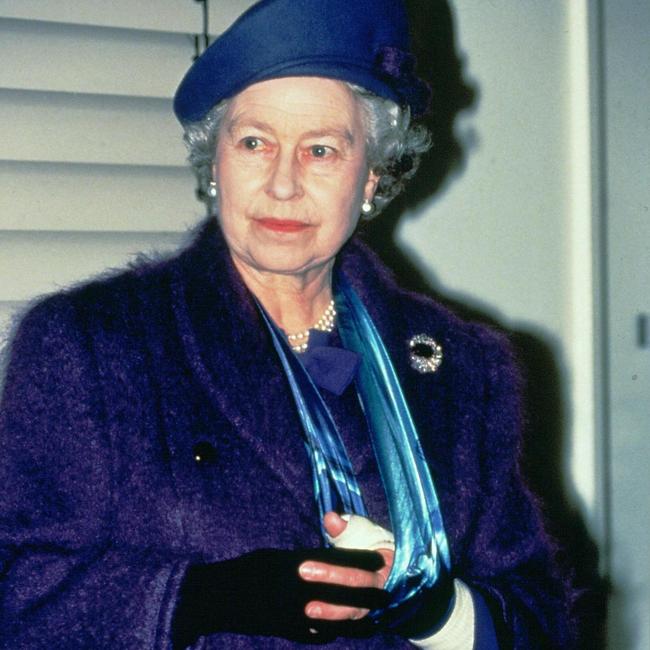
[408,334,443,374]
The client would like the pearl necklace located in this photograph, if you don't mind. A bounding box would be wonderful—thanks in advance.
[286,300,337,353]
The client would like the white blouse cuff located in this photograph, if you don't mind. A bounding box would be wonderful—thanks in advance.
[409,578,475,649]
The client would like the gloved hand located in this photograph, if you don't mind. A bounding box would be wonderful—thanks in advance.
[171,547,390,647]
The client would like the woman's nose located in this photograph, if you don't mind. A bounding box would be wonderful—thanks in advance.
[265,149,303,200]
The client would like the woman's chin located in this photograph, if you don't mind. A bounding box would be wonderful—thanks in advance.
[253,259,316,277]
[243,250,330,279]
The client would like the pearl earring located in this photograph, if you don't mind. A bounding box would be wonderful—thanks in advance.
[361,199,375,216]
[207,181,218,198]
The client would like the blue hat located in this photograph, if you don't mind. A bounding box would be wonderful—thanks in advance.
[173,0,430,123]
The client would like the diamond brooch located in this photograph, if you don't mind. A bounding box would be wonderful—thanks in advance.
[408,334,443,374]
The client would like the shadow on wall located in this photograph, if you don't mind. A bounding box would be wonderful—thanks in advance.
[361,1,608,647]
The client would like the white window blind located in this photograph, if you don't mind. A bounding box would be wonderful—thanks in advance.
[0,1,255,339]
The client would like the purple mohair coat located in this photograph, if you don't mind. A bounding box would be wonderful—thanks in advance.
[0,218,574,648]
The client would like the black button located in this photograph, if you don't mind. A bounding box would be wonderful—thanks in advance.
[192,441,217,464]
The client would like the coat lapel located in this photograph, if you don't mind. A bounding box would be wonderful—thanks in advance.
[169,219,317,520]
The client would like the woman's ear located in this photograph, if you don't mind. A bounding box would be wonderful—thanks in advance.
[364,169,381,202]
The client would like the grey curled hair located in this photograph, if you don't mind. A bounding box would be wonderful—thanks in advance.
[181,83,432,218]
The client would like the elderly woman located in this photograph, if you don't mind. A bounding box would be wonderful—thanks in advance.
[0,1,573,648]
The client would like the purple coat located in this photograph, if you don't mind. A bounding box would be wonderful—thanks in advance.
[0,218,573,648]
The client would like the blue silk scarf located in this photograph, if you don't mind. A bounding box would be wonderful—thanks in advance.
[259,273,451,616]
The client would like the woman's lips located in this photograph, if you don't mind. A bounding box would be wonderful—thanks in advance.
[255,218,312,233]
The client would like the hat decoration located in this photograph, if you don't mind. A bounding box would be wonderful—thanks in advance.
[374,46,431,117]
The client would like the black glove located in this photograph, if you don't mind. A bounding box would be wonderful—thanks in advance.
[383,571,455,640]
[171,547,390,647]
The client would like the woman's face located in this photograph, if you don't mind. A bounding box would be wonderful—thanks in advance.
[213,76,379,280]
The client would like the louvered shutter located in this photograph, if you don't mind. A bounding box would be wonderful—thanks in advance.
[0,1,256,338]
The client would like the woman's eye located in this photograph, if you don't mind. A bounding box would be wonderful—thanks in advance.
[309,145,334,159]
[242,137,263,150]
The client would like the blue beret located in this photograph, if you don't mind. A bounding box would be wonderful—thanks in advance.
[173,0,430,123]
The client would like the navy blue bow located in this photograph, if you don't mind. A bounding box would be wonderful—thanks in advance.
[300,330,360,396]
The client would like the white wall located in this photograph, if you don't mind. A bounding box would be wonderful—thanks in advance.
[399,2,602,534]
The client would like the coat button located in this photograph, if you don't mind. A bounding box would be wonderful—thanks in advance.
[192,441,217,464]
